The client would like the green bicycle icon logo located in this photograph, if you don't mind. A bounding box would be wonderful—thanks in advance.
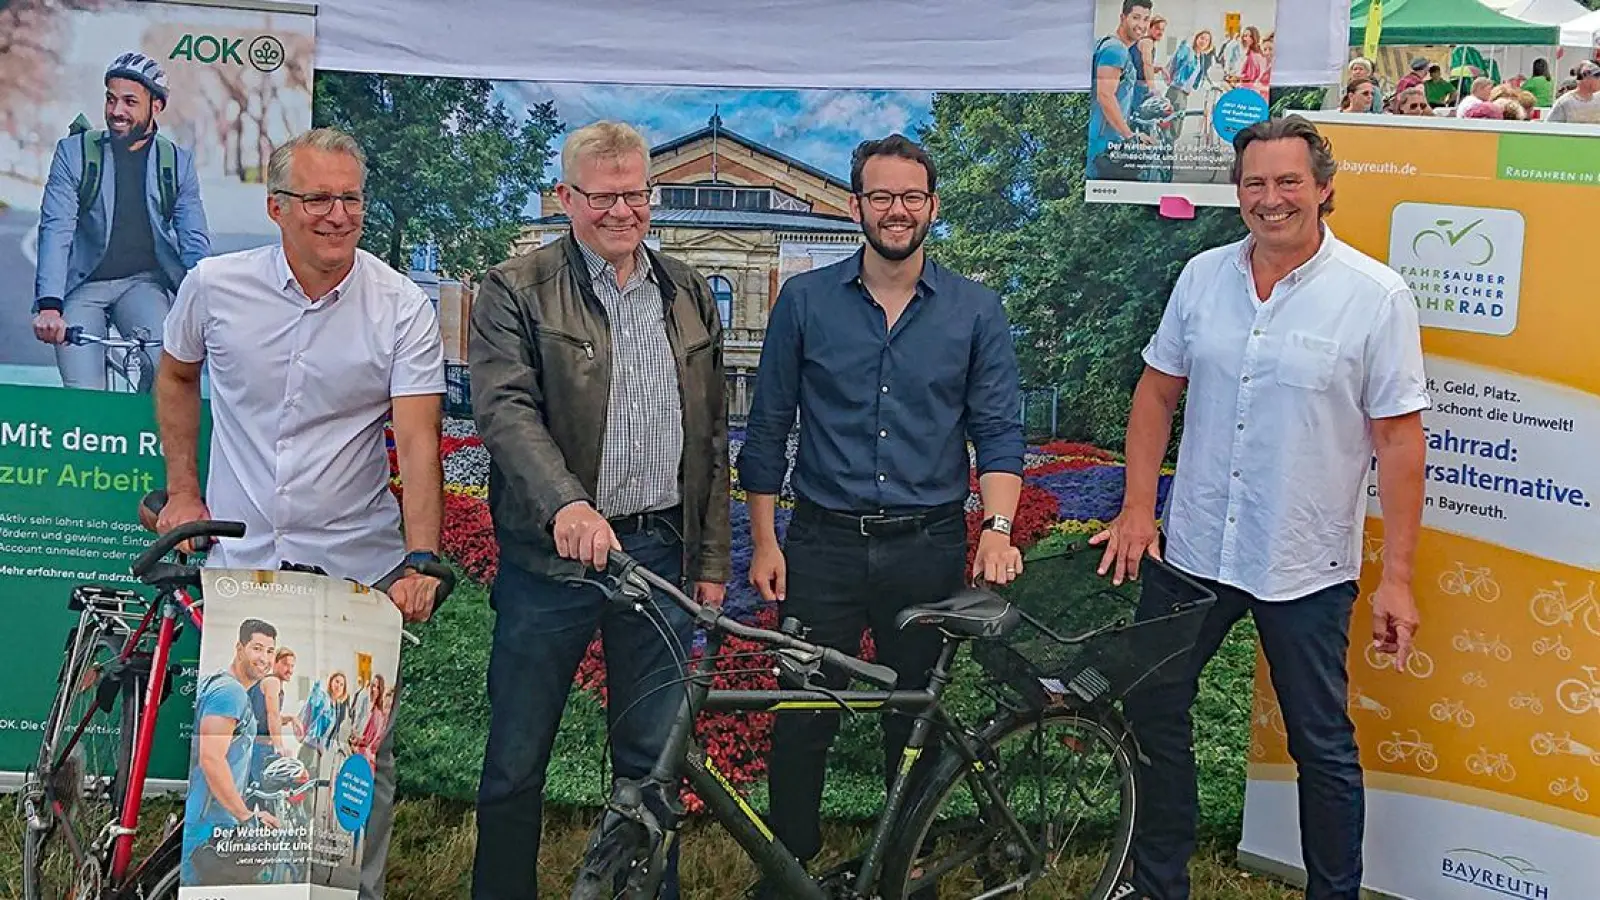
[1412,218,1494,266]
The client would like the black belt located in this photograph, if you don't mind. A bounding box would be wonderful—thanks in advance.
[607,505,682,536]
[793,497,965,537]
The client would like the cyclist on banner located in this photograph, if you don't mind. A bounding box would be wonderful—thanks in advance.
[183,618,283,885]
[153,126,445,900]
[31,51,211,390]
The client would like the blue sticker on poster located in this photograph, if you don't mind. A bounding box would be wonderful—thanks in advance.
[334,754,375,832]
[1212,88,1270,143]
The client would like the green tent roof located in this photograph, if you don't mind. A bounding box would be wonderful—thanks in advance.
[1350,0,1561,46]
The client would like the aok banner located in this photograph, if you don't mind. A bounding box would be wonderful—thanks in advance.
[1240,117,1600,899]
[1085,0,1277,206]
[0,0,314,781]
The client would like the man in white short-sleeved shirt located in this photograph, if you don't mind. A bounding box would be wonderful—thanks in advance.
[153,127,445,900]
[1092,116,1429,900]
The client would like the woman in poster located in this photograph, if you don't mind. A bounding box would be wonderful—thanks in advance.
[296,671,351,768]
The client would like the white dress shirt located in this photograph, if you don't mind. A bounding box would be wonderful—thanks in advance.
[1144,227,1430,602]
[164,245,446,585]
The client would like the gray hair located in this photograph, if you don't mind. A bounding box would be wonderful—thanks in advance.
[266,127,367,195]
[560,121,650,183]
[1230,114,1338,216]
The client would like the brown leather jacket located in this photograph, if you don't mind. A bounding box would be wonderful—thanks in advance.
[468,234,731,584]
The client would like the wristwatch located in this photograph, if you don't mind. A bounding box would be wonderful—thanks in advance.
[981,515,1013,537]
[403,550,441,572]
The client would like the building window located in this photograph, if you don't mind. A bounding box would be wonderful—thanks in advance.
[735,189,770,211]
[699,187,735,209]
[660,187,696,208]
[709,275,734,327]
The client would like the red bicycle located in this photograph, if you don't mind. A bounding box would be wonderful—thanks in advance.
[19,515,241,899]
[18,493,455,899]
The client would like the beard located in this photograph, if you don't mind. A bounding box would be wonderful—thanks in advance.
[862,216,930,262]
[106,114,154,145]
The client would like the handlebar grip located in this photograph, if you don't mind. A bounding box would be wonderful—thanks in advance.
[821,647,899,690]
[140,490,216,551]
[605,549,640,576]
[64,324,84,345]
[130,520,246,577]
[412,560,457,610]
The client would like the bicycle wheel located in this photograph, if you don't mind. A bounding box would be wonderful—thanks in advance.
[879,707,1136,900]
[22,623,138,900]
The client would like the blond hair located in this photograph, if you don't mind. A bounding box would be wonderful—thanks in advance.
[267,127,366,195]
[561,121,650,183]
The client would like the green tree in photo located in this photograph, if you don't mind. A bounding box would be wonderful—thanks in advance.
[312,72,562,279]
[919,92,1247,449]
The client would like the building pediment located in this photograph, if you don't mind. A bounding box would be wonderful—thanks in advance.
[665,229,769,252]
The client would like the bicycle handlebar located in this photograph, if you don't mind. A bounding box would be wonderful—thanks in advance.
[131,519,247,577]
[63,325,161,348]
[584,551,899,690]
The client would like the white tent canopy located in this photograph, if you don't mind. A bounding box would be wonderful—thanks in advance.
[1562,8,1600,49]
[1504,0,1592,26]
[312,0,1351,91]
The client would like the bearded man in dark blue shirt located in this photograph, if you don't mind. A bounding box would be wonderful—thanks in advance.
[738,133,1026,882]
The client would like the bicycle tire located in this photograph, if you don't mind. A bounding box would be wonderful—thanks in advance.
[22,624,138,900]
[878,706,1137,900]
[570,811,651,900]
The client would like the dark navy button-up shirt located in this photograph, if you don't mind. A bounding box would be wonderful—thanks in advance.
[737,249,1025,513]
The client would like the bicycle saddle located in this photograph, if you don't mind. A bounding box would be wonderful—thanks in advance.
[895,587,1020,639]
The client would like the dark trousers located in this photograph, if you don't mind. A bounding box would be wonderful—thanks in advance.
[767,500,968,865]
[1124,577,1364,900]
[472,518,693,900]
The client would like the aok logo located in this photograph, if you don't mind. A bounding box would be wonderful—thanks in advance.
[170,34,286,73]
[1389,202,1524,338]
[1440,848,1550,899]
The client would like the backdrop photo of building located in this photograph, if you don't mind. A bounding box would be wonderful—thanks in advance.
[516,112,865,419]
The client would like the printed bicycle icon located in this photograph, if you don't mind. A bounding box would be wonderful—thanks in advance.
[1429,698,1476,728]
[1364,535,1385,564]
[1412,217,1494,266]
[1253,695,1287,736]
[1533,634,1573,661]
[1462,670,1490,689]
[1555,666,1600,716]
[1452,630,1513,662]
[1550,777,1589,803]
[1437,562,1499,603]
[1529,580,1600,636]
[1365,642,1435,678]
[1377,730,1439,773]
[1350,688,1392,720]
[1465,747,1517,783]
[1509,692,1543,714]
[1529,731,1600,763]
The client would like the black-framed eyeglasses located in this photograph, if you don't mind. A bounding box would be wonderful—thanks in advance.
[858,189,931,212]
[569,184,651,211]
[274,190,365,216]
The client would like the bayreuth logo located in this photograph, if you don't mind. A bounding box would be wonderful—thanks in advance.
[1388,201,1524,338]
[1440,848,1550,899]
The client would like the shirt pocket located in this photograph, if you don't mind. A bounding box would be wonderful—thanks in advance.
[1275,331,1339,391]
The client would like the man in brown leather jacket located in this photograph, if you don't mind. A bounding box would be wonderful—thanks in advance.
[467,120,730,900]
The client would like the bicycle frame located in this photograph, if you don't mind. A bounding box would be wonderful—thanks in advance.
[633,632,1040,899]
[38,582,201,890]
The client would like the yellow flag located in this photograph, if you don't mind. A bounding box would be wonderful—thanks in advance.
[1363,0,1384,62]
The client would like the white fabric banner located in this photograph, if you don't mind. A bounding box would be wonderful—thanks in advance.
[312,0,1349,90]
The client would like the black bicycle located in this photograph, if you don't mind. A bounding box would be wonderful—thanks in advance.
[565,541,1217,899]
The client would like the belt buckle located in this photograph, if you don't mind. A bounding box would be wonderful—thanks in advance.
[857,514,889,537]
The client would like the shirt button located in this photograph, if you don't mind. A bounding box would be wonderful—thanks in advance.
[1232,470,1241,478]
[1253,329,1263,336]
[877,473,886,482]
[1242,375,1251,383]
[881,385,889,393]
[278,486,287,495]
[879,429,888,438]
[1237,422,1245,430]
[1228,516,1237,523]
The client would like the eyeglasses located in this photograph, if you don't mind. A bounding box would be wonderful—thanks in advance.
[859,190,931,212]
[569,184,651,210]
[274,190,365,216]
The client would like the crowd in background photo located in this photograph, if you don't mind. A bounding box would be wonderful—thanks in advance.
[1340,52,1600,123]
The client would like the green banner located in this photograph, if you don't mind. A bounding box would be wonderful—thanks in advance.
[1496,133,1600,187]
[0,384,208,780]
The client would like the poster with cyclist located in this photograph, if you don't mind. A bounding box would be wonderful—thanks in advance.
[0,0,314,798]
[181,567,403,897]
[1085,0,1278,205]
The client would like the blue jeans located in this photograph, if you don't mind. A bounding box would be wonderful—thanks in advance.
[56,272,170,390]
[1124,577,1363,900]
[471,517,694,900]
